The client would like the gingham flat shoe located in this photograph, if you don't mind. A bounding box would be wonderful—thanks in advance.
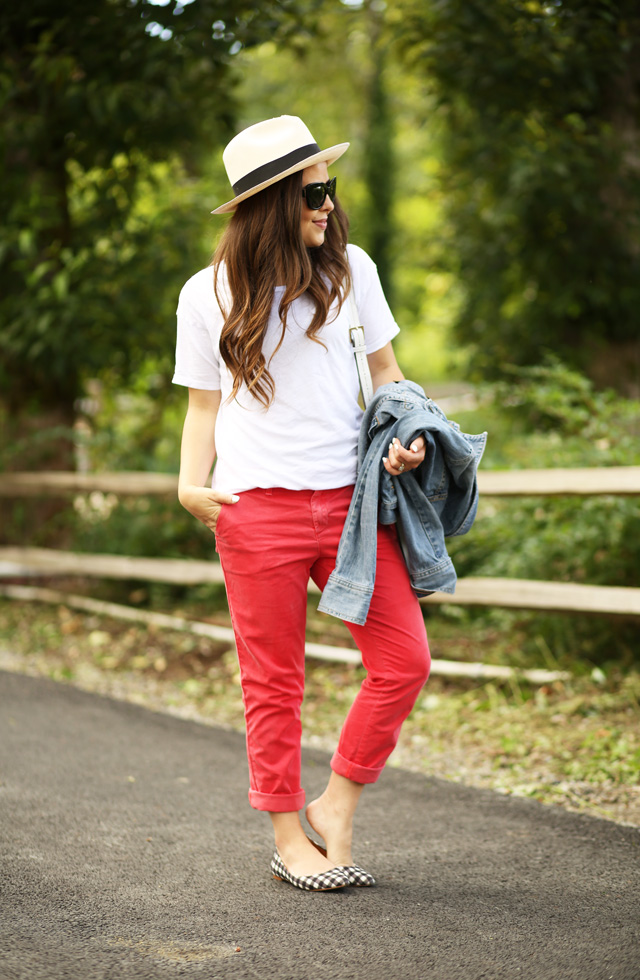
[270,849,349,892]
[307,837,376,887]
[342,864,376,887]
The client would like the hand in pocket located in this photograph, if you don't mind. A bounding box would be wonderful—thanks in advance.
[178,486,239,532]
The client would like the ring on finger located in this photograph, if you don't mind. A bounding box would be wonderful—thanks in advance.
[398,462,405,473]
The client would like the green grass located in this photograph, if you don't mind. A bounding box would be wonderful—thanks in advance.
[1,597,638,827]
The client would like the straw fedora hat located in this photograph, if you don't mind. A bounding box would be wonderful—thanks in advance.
[211,115,349,215]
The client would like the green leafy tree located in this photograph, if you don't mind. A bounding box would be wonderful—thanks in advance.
[233,0,402,298]
[0,0,318,461]
[393,0,640,387]
[361,0,395,302]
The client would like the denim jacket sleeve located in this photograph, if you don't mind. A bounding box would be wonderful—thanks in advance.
[317,381,487,625]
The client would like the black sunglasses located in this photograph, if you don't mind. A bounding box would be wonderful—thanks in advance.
[301,176,337,210]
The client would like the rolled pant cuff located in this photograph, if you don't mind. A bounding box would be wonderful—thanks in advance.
[331,749,384,784]
[248,788,306,812]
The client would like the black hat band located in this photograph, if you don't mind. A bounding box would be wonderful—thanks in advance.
[232,142,321,196]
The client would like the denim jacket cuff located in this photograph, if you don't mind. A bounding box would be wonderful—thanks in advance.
[317,573,373,626]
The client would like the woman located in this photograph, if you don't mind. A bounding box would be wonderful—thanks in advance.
[173,115,431,891]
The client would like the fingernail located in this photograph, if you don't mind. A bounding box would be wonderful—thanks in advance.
[382,457,388,464]
[389,442,394,451]
[411,443,418,452]
[231,495,239,502]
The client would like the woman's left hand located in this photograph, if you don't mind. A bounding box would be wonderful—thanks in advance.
[383,435,426,476]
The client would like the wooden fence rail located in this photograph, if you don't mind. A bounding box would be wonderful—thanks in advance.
[0,469,638,619]
[0,583,571,684]
[2,466,640,497]
[0,546,638,617]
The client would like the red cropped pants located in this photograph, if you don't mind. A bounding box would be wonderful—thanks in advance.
[214,484,431,812]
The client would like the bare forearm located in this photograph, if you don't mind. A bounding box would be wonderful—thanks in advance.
[367,341,404,393]
[179,411,215,492]
[178,392,220,505]
[370,363,405,391]
[176,390,237,530]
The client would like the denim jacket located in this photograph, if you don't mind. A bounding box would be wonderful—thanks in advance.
[317,380,487,625]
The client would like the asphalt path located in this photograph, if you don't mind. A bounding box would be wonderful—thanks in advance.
[1,669,638,980]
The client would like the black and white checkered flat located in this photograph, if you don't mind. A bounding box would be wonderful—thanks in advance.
[270,849,350,892]
[307,837,377,887]
[342,864,376,887]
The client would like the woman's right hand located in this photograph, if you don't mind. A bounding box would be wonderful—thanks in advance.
[178,485,239,532]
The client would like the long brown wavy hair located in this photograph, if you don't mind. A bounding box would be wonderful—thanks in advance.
[213,170,351,407]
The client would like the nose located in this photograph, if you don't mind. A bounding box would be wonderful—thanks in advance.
[320,193,334,214]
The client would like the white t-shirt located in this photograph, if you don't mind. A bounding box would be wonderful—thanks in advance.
[172,243,399,493]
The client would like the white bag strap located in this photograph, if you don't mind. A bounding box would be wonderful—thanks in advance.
[347,287,374,408]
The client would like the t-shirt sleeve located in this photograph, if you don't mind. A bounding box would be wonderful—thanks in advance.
[347,244,400,354]
[172,271,222,390]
